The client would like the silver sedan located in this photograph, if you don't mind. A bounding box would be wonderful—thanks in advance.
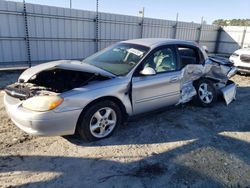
[4,39,237,141]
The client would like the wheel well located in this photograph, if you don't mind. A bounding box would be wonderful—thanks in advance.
[75,96,128,133]
[193,77,219,87]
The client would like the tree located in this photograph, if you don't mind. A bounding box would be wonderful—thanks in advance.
[212,19,250,26]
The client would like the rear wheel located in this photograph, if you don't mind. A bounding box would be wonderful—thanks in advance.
[77,100,122,142]
[195,79,217,107]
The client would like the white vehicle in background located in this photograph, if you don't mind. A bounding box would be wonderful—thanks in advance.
[229,48,250,74]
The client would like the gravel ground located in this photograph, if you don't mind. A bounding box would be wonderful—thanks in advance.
[0,71,250,187]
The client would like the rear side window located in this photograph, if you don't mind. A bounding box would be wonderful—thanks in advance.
[178,46,200,68]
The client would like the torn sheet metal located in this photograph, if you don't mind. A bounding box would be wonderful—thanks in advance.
[177,81,197,105]
[203,60,231,83]
[178,64,203,105]
[180,64,204,83]
[178,58,237,105]
[227,67,238,78]
[220,82,237,105]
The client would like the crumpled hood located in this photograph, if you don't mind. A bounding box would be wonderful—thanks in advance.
[209,56,233,66]
[18,60,115,82]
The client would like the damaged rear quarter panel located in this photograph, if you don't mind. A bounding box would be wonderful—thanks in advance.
[178,59,237,105]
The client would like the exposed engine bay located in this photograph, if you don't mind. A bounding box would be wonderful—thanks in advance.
[5,68,109,100]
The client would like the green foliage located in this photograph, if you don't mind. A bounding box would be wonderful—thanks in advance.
[212,19,250,26]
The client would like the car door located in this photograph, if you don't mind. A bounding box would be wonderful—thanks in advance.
[131,45,182,115]
[177,45,205,82]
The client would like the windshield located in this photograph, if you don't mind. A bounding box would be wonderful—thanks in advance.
[83,43,149,76]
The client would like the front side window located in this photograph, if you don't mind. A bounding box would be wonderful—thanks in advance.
[143,46,177,73]
[83,43,149,76]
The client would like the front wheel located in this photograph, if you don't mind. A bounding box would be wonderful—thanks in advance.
[77,100,122,142]
[194,79,217,107]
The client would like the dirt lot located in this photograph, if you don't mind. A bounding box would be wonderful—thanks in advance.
[0,71,250,187]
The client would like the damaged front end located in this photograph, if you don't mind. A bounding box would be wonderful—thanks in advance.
[5,61,112,101]
[179,56,237,105]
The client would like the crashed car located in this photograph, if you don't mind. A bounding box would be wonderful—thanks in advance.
[4,38,237,141]
[229,48,250,74]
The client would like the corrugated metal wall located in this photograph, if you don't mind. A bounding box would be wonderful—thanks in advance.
[0,1,248,69]
[217,26,250,54]
[0,1,27,67]
[26,4,96,63]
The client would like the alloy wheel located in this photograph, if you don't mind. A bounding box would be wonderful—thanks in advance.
[198,83,214,104]
[89,107,117,138]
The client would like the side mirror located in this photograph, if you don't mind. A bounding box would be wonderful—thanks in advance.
[140,67,156,76]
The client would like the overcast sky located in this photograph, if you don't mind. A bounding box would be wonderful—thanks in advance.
[10,0,250,24]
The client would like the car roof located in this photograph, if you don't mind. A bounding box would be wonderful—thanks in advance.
[121,38,198,48]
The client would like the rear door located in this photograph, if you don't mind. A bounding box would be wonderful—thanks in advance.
[177,45,205,82]
[131,45,182,114]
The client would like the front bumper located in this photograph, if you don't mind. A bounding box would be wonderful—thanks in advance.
[4,94,82,136]
[237,66,250,74]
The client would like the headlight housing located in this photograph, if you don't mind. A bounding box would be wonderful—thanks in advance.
[22,96,64,112]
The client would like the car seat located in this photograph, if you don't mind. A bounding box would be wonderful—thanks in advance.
[155,50,175,72]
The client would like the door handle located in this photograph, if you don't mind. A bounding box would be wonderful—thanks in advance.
[170,76,179,83]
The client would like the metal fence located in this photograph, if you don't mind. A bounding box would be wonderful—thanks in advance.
[0,1,249,69]
[216,26,250,54]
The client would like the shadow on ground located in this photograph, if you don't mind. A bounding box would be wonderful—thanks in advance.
[1,86,250,187]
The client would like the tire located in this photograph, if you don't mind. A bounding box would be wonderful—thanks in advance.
[76,100,122,142]
[194,79,217,107]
